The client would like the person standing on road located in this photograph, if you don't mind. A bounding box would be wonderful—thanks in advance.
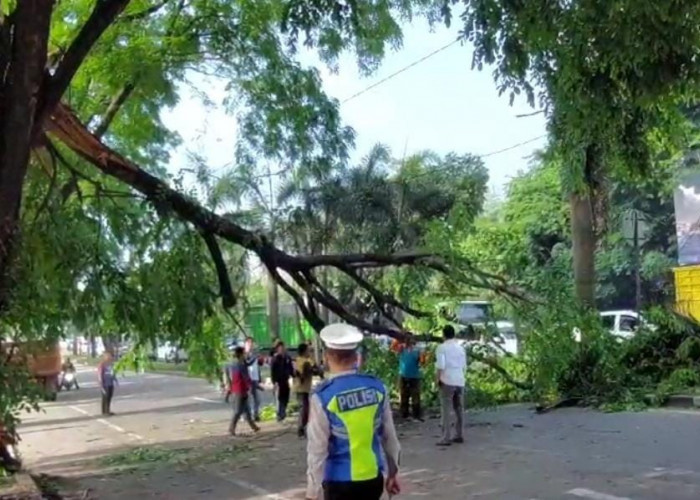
[244,336,263,422]
[397,337,423,421]
[306,324,401,500]
[435,325,467,446]
[271,341,293,421]
[97,351,117,416]
[229,346,261,436]
[294,342,314,437]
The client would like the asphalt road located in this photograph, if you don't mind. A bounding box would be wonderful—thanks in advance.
[19,366,273,470]
[16,367,700,499]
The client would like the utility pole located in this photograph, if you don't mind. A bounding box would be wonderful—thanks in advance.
[265,163,280,344]
[622,209,648,313]
[633,210,642,314]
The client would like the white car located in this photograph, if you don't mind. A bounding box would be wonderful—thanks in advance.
[572,310,654,342]
[600,310,656,339]
[456,320,519,356]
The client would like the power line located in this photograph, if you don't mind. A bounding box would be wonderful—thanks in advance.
[390,134,548,184]
[342,39,460,104]
[479,135,547,158]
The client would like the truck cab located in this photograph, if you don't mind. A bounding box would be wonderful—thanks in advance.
[449,301,518,355]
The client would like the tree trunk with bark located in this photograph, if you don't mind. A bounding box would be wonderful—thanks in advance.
[570,191,595,306]
[570,144,606,309]
[0,0,54,311]
[266,270,280,342]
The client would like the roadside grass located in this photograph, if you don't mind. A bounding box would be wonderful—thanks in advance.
[0,474,15,488]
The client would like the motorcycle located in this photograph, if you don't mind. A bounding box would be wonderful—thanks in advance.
[59,370,78,391]
[0,425,21,473]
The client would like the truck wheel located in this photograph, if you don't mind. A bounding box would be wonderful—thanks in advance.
[45,376,58,401]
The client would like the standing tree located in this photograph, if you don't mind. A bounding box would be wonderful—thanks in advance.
[441,0,700,306]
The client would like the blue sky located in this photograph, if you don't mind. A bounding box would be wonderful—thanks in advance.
[161,20,548,197]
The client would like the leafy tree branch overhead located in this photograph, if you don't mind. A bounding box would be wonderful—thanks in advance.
[0,0,510,340]
[2,0,698,345]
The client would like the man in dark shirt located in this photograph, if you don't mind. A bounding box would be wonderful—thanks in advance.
[97,351,117,416]
[270,341,293,421]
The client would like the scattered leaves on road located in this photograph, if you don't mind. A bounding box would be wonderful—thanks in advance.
[101,447,190,468]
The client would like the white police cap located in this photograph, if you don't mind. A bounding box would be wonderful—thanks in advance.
[319,323,363,350]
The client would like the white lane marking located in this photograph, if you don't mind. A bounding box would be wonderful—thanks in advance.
[203,468,286,499]
[69,405,89,416]
[192,396,220,404]
[643,468,696,479]
[42,394,136,408]
[77,381,134,389]
[96,418,126,433]
[567,489,631,500]
[68,405,143,441]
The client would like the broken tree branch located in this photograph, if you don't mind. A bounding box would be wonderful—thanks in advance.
[470,349,531,391]
[338,264,429,319]
[61,81,137,202]
[44,102,518,342]
[200,231,236,309]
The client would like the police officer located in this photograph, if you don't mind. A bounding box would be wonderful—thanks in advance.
[306,324,401,500]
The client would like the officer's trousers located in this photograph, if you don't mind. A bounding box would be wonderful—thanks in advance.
[323,475,383,500]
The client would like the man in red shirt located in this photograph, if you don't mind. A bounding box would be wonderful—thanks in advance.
[227,346,260,436]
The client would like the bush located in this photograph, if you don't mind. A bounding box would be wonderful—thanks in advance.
[0,359,41,473]
[466,357,529,408]
[621,307,696,381]
[363,337,529,410]
[515,299,641,407]
[677,337,700,364]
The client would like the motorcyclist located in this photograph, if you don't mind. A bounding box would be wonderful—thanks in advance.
[60,357,79,390]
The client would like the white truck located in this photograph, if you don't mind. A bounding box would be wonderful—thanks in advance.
[453,301,518,355]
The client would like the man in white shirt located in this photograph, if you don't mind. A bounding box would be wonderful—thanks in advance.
[435,325,467,446]
[244,337,262,422]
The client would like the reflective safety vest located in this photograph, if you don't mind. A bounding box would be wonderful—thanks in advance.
[315,373,387,482]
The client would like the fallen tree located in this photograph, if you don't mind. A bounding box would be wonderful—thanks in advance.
[47,101,518,339]
[0,1,521,342]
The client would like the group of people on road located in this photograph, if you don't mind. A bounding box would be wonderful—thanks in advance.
[391,325,467,444]
[225,336,324,437]
[303,323,467,500]
[225,323,468,500]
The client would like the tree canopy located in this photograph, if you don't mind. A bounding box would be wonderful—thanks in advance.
[1,0,699,351]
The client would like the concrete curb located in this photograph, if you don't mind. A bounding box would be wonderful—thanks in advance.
[666,394,700,408]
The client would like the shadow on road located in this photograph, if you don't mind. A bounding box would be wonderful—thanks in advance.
[29,427,306,500]
[22,399,228,429]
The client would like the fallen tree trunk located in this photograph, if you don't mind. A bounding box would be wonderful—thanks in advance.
[46,102,527,340]
[47,103,450,339]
